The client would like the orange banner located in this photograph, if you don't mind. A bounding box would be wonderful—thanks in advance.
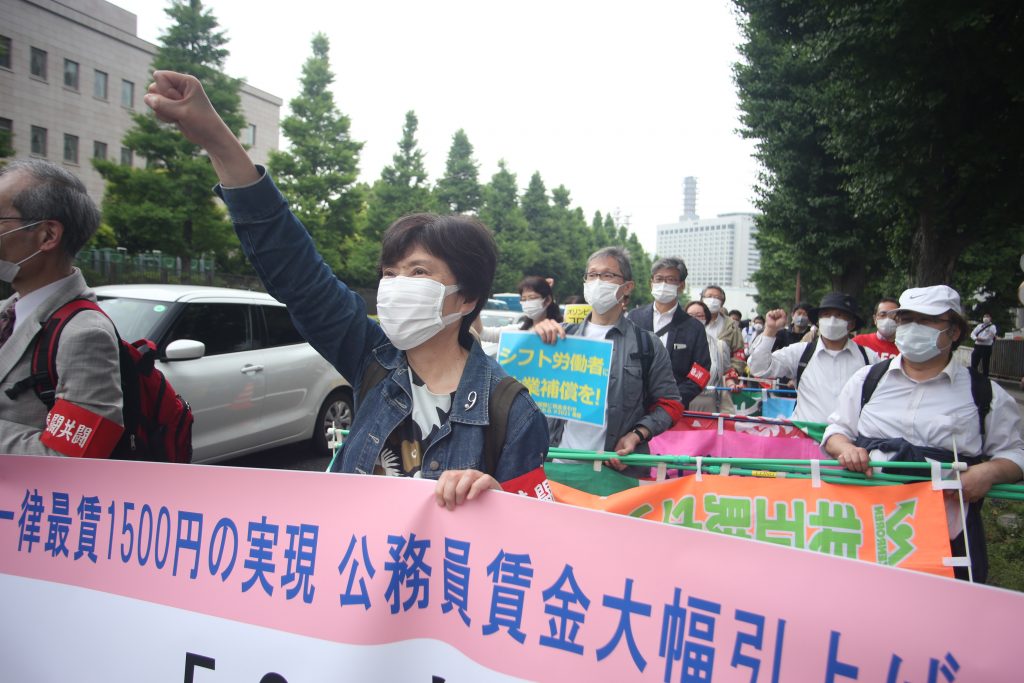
[552,474,954,577]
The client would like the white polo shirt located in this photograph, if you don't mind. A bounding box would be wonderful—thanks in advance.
[747,335,876,423]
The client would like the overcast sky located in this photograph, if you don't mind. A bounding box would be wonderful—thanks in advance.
[112,0,761,252]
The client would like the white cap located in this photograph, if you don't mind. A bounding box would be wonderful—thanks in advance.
[896,285,961,316]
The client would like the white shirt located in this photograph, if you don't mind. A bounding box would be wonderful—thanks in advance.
[971,322,997,346]
[652,303,678,348]
[748,335,877,423]
[706,313,725,339]
[12,270,79,333]
[558,321,613,452]
[822,358,1024,536]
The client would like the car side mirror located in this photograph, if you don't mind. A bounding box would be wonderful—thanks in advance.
[165,339,206,361]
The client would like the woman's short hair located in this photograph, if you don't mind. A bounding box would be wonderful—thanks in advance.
[379,213,497,347]
[684,300,712,325]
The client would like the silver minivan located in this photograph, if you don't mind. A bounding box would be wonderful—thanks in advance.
[93,284,353,464]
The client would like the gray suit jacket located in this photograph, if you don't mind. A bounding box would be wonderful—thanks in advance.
[0,269,122,456]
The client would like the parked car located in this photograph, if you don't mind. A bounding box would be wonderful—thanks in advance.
[478,309,528,357]
[93,285,353,464]
[484,297,510,310]
[491,293,523,312]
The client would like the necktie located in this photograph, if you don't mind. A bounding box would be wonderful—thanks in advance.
[0,303,15,347]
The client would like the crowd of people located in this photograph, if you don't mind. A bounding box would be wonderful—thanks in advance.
[2,70,1022,584]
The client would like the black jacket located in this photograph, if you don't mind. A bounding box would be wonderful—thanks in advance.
[627,304,712,408]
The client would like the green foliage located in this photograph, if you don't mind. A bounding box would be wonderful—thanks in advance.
[435,129,482,214]
[84,222,118,250]
[268,33,363,273]
[734,0,1024,314]
[95,0,242,276]
[364,111,434,241]
[983,500,1024,592]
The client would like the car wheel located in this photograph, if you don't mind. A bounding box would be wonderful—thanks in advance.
[313,388,353,455]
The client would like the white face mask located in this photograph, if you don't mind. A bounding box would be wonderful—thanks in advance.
[792,314,809,327]
[895,322,949,363]
[521,298,547,321]
[584,279,622,315]
[753,323,764,333]
[818,315,850,341]
[651,282,679,305]
[703,297,723,314]
[376,276,463,350]
[0,220,44,283]
[876,317,897,337]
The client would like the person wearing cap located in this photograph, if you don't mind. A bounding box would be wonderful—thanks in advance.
[823,285,1024,582]
[853,297,900,359]
[748,293,877,423]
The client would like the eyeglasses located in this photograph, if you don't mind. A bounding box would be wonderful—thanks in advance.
[652,276,680,285]
[584,271,624,283]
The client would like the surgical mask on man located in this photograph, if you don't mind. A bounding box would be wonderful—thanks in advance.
[702,297,723,314]
[651,282,679,305]
[376,276,463,350]
[792,314,809,327]
[753,323,764,333]
[521,298,547,321]
[818,316,850,341]
[876,317,897,337]
[584,279,622,315]
[0,220,44,283]
[895,322,949,363]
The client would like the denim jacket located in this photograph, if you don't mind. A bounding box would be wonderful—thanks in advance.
[216,170,548,481]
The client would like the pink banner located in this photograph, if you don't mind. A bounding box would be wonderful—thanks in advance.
[0,454,1020,681]
[651,424,824,461]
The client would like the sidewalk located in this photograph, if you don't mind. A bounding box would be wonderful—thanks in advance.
[994,377,1024,408]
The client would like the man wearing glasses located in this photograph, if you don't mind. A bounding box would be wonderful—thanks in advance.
[853,297,900,359]
[824,285,1024,582]
[534,247,682,477]
[626,256,712,408]
[0,160,123,457]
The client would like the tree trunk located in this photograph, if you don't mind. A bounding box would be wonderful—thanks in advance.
[912,207,960,286]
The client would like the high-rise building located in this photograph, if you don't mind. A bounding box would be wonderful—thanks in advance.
[655,177,762,315]
[0,0,281,202]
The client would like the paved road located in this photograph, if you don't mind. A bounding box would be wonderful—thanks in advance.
[227,441,332,472]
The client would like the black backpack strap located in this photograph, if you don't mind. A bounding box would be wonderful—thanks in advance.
[794,337,817,388]
[654,325,671,338]
[484,376,526,476]
[860,357,893,410]
[967,367,993,442]
[856,343,869,365]
[357,358,390,405]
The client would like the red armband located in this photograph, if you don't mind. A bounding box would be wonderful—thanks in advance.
[500,467,553,500]
[651,397,685,425]
[731,348,747,361]
[40,399,124,458]
[687,362,711,389]
[723,368,740,383]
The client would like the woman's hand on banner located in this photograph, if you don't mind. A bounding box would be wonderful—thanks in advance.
[435,469,502,510]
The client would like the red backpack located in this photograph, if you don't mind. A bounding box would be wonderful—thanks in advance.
[8,298,194,463]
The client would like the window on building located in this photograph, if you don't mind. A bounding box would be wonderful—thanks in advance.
[30,47,47,80]
[63,59,79,89]
[63,133,79,164]
[0,118,12,151]
[0,36,11,70]
[93,141,107,160]
[120,146,133,166]
[94,70,108,99]
[240,123,256,147]
[31,126,47,156]
[121,79,134,108]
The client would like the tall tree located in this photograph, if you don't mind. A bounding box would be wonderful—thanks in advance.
[95,0,243,278]
[435,129,482,214]
[364,111,433,240]
[479,160,536,292]
[268,33,362,273]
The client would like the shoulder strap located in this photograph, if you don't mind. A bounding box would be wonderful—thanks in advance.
[632,323,653,400]
[795,337,818,388]
[484,376,526,476]
[856,343,869,365]
[357,358,389,405]
[8,298,105,409]
[967,367,994,441]
[654,325,671,338]
[860,357,894,410]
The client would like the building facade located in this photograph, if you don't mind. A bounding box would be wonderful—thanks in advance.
[656,212,760,289]
[0,0,281,201]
